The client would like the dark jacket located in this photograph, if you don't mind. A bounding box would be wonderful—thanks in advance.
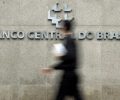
[53,34,77,71]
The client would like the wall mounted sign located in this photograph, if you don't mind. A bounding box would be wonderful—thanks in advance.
[48,3,74,28]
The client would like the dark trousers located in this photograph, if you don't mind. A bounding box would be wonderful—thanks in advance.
[54,85,83,100]
[54,72,83,100]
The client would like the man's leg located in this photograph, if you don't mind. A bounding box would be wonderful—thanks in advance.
[54,86,66,100]
[73,88,84,100]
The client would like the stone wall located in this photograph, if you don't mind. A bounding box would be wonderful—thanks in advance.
[0,0,120,100]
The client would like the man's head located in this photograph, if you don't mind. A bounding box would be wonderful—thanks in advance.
[61,20,73,33]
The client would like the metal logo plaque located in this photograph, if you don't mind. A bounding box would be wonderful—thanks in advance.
[48,3,74,28]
